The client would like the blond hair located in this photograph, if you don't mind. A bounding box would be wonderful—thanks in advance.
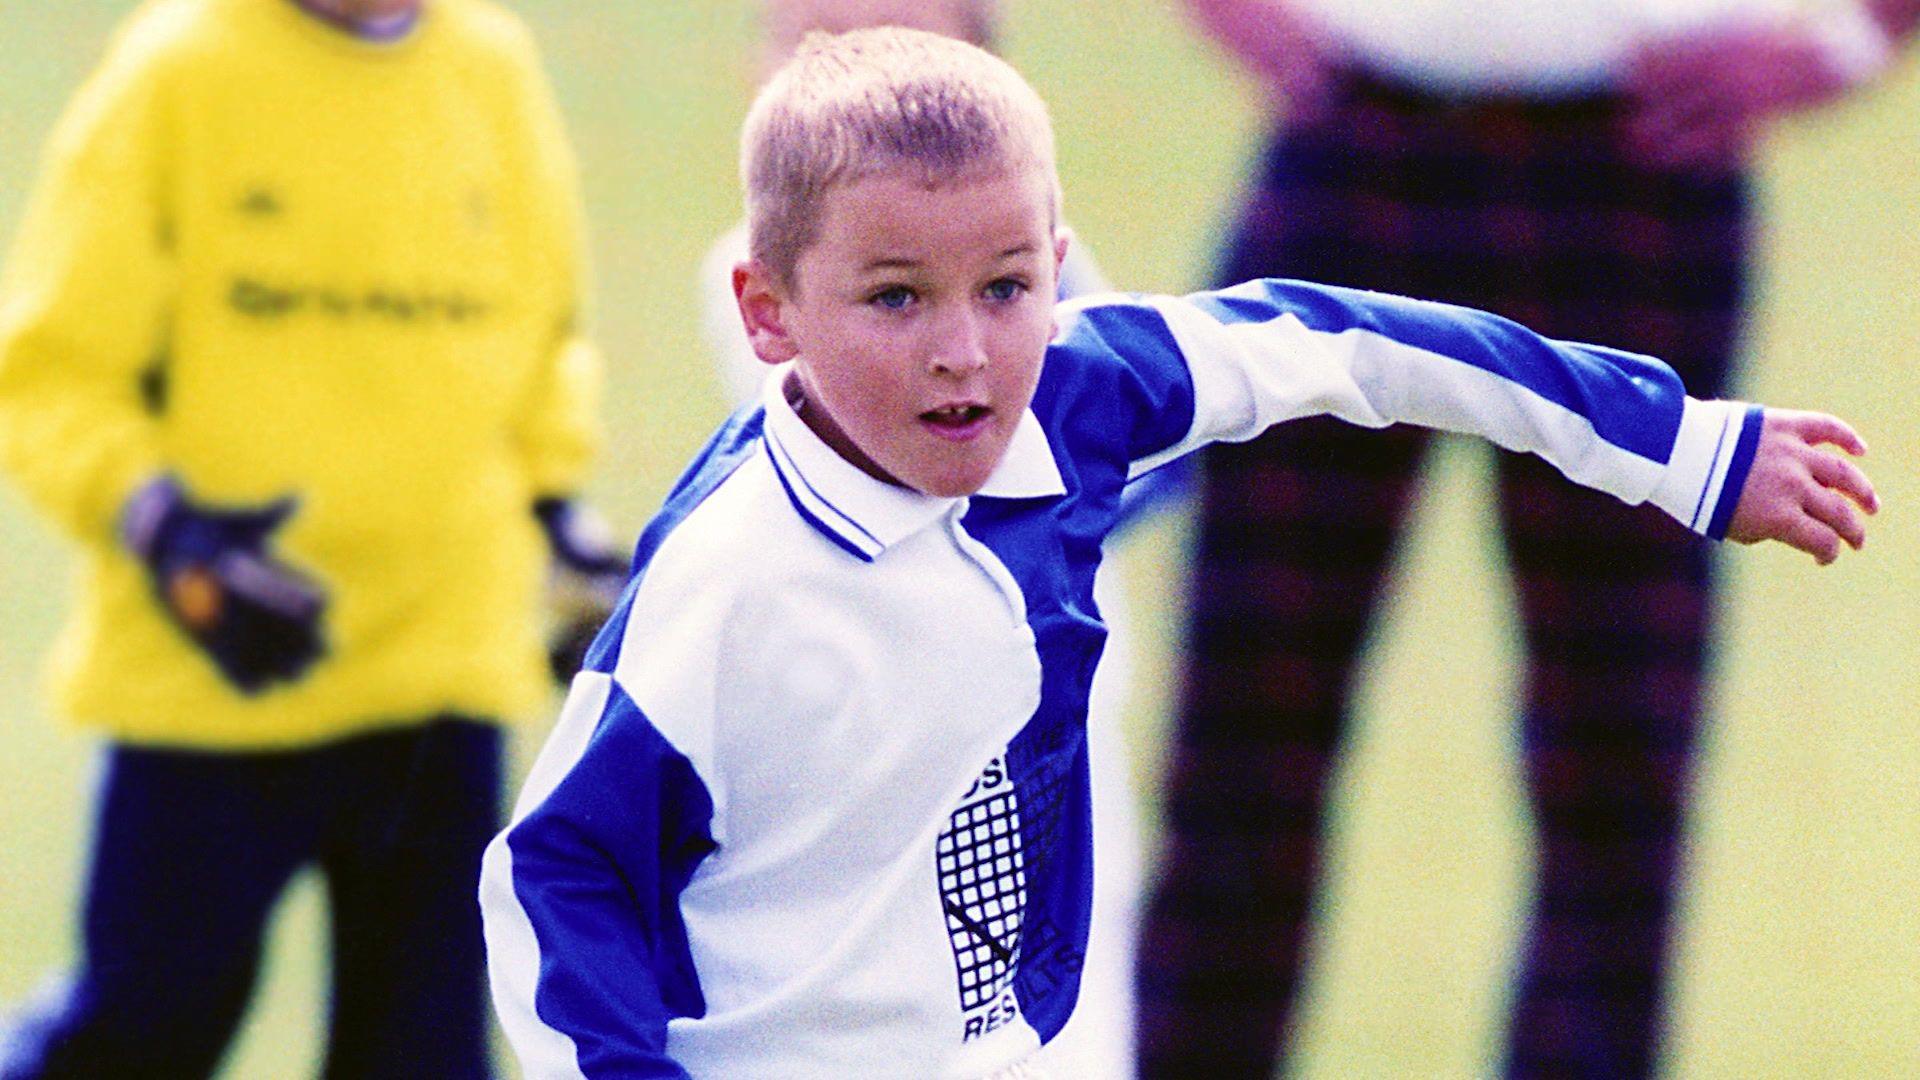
[740,26,1059,290]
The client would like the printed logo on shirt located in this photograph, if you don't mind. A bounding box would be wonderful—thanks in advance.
[962,988,1021,1043]
[938,756,1027,1040]
[227,276,495,324]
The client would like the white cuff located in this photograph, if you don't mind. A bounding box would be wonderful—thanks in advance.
[1645,398,1752,535]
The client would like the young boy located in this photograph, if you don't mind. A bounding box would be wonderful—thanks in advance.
[696,5,1164,1077]
[480,27,1876,1080]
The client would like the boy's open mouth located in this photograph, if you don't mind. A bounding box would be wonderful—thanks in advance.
[919,404,991,429]
[921,403,998,438]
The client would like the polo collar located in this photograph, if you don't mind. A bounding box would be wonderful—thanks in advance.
[759,364,1065,562]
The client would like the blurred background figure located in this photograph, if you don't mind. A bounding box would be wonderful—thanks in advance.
[0,0,622,1076]
[698,5,1189,1076]
[1137,0,1918,1077]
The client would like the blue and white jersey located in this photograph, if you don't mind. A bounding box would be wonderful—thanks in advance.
[480,278,1761,1079]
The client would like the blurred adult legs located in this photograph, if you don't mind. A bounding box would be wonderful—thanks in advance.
[1497,453,1715,1078]
[1138,418,1428,1076]
[1137,70,1749,1080]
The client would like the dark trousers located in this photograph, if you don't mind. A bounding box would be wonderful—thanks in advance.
[1,717,502,1080]
[1137,72,1751,1080]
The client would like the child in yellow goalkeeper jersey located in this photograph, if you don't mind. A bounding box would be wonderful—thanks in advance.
[0,1,622,1075]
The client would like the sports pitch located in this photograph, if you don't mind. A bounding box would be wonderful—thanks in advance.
[1,3,1916,1076]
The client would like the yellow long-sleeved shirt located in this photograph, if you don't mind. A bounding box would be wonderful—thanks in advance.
[0,0,602,747]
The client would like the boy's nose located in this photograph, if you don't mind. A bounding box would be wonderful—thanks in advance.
[927,311,989,376]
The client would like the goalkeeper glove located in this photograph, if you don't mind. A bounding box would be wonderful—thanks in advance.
[121,476,326,694]
[534,496,627,683]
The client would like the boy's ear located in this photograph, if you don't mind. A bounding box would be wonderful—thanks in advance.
[734,259,799,366]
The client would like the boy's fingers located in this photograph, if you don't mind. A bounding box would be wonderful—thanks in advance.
[1804,486,1867,550]
[1781,513,1843,565]
[1806,449,1880,513]
[1784,411,1866,456]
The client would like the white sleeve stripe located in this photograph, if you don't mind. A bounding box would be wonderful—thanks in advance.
[1691,410,1735,531]
[481,836,590,1080]
[1647,397,1750,535]
[1152,298,1672,506]
[1334,330,1667,501]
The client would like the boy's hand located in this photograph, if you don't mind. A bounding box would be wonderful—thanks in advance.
[122,477,327,693]
[1725,410,1879,564]
[535,497,628,683]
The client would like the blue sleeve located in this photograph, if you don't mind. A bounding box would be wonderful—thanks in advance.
[1038,300,1199,466]
[1189,278,1686,460]
[481,672,716,1078]
[1048,278,1760,537]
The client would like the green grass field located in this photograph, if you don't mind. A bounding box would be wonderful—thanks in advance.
[2,3,1917,1076]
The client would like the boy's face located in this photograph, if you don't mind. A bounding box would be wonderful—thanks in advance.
[737,165,1066,499]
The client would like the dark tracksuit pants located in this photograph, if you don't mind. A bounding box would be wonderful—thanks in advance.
[1,717,501,1080]
[1137,70,1750,1080]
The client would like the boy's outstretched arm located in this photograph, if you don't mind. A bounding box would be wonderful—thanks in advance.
[1724,409,1879,564]
[1060,278,1853,552]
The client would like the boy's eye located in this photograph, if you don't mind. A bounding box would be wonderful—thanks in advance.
[983,279,1026,303]
[869,286,914,310]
